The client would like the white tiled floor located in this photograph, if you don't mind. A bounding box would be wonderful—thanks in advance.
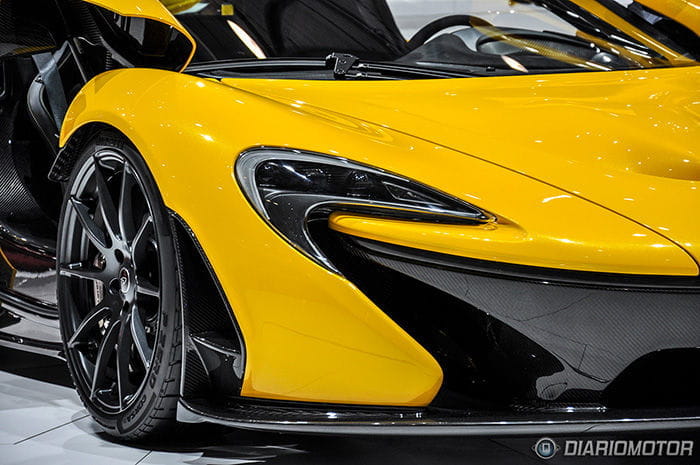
[0,352,304,465]
[0,351,148,464]
[7,418,150,465]
[0,346,520,465]
[0,370,86,445]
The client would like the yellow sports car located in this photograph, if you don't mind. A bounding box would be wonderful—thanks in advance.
[0,0,698,440]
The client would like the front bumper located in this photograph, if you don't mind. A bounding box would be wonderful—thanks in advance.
[178,208,700,435]
[177,223,700,433]
[323,233,700,410]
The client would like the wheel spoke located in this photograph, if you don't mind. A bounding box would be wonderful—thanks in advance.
[93,157,121,242]
[130,307,152,370]
[90,319,121,400]
[118,163,137,243]
[59,262,108,283]
[69,197,109,253]
[68,303,112,349]
[131,215,153,250]
[61,149,166,413]
[136,280,159,298]
[116,313,134,408]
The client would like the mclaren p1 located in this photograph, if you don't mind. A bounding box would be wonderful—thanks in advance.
[0,0,699,440]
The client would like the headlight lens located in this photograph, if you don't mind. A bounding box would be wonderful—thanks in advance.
[236,149,492,271]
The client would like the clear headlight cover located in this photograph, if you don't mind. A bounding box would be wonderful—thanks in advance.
[235,148,493,271]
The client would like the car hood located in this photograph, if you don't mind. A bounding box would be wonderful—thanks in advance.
[220,66,700,263]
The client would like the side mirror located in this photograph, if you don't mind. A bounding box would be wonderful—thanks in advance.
[0,0,58,60]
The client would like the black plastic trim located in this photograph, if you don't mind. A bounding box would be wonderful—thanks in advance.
[187,58,476,78]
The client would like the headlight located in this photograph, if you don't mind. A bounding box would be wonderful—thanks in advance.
[236,148,493,271]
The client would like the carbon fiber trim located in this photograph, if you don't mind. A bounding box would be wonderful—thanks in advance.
[320,233,700,409]
[177,398,700,436]
[0,100,57,249]
[170,212,246,399]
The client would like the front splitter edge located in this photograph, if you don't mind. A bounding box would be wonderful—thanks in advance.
[177,399,700,436]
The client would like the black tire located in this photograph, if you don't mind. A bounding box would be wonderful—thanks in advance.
[57,130,181,440]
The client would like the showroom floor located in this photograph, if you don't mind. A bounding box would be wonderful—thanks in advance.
[1,346,698,465]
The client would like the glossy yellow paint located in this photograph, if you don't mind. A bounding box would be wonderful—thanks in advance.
[59,64,698,406]
[160,0,199,14]
[59,69,444,407]
[328,213,691,275]
[569,0,697,65]
[638,0,700,34]
[225,67,700,272]
[82,0,196,70]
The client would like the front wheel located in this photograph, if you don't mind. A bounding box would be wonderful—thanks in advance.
[57,131,181,439]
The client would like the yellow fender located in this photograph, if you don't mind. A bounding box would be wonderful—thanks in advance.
[59,67,697,406]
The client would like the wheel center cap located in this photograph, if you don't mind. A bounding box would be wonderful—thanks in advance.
[119,268,131,294]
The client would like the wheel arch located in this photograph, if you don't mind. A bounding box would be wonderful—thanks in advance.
[52,122,120,182]
[55,68,256,212]
[53,68,260,402]
[57,117,249,401]
[53,68,450,407]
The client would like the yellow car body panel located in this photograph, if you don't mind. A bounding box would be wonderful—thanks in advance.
[327,212,692,275]
[223,67,700,269]
[568,0,696,65]
[59,64,698,405]
[81,0,196,70]
[59,69,448,407]
[638,0,700,34]
[159,0,200,14]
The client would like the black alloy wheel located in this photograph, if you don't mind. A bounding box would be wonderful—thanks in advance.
[57,131,181,439]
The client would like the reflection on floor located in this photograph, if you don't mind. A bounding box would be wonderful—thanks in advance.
[1,346,698,464]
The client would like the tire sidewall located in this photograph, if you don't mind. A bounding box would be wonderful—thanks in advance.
[57,131,180,438]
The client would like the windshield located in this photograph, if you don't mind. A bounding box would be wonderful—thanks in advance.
[167,0,699,77]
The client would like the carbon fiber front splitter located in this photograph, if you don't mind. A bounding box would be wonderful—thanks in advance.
[176,398,700,436]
